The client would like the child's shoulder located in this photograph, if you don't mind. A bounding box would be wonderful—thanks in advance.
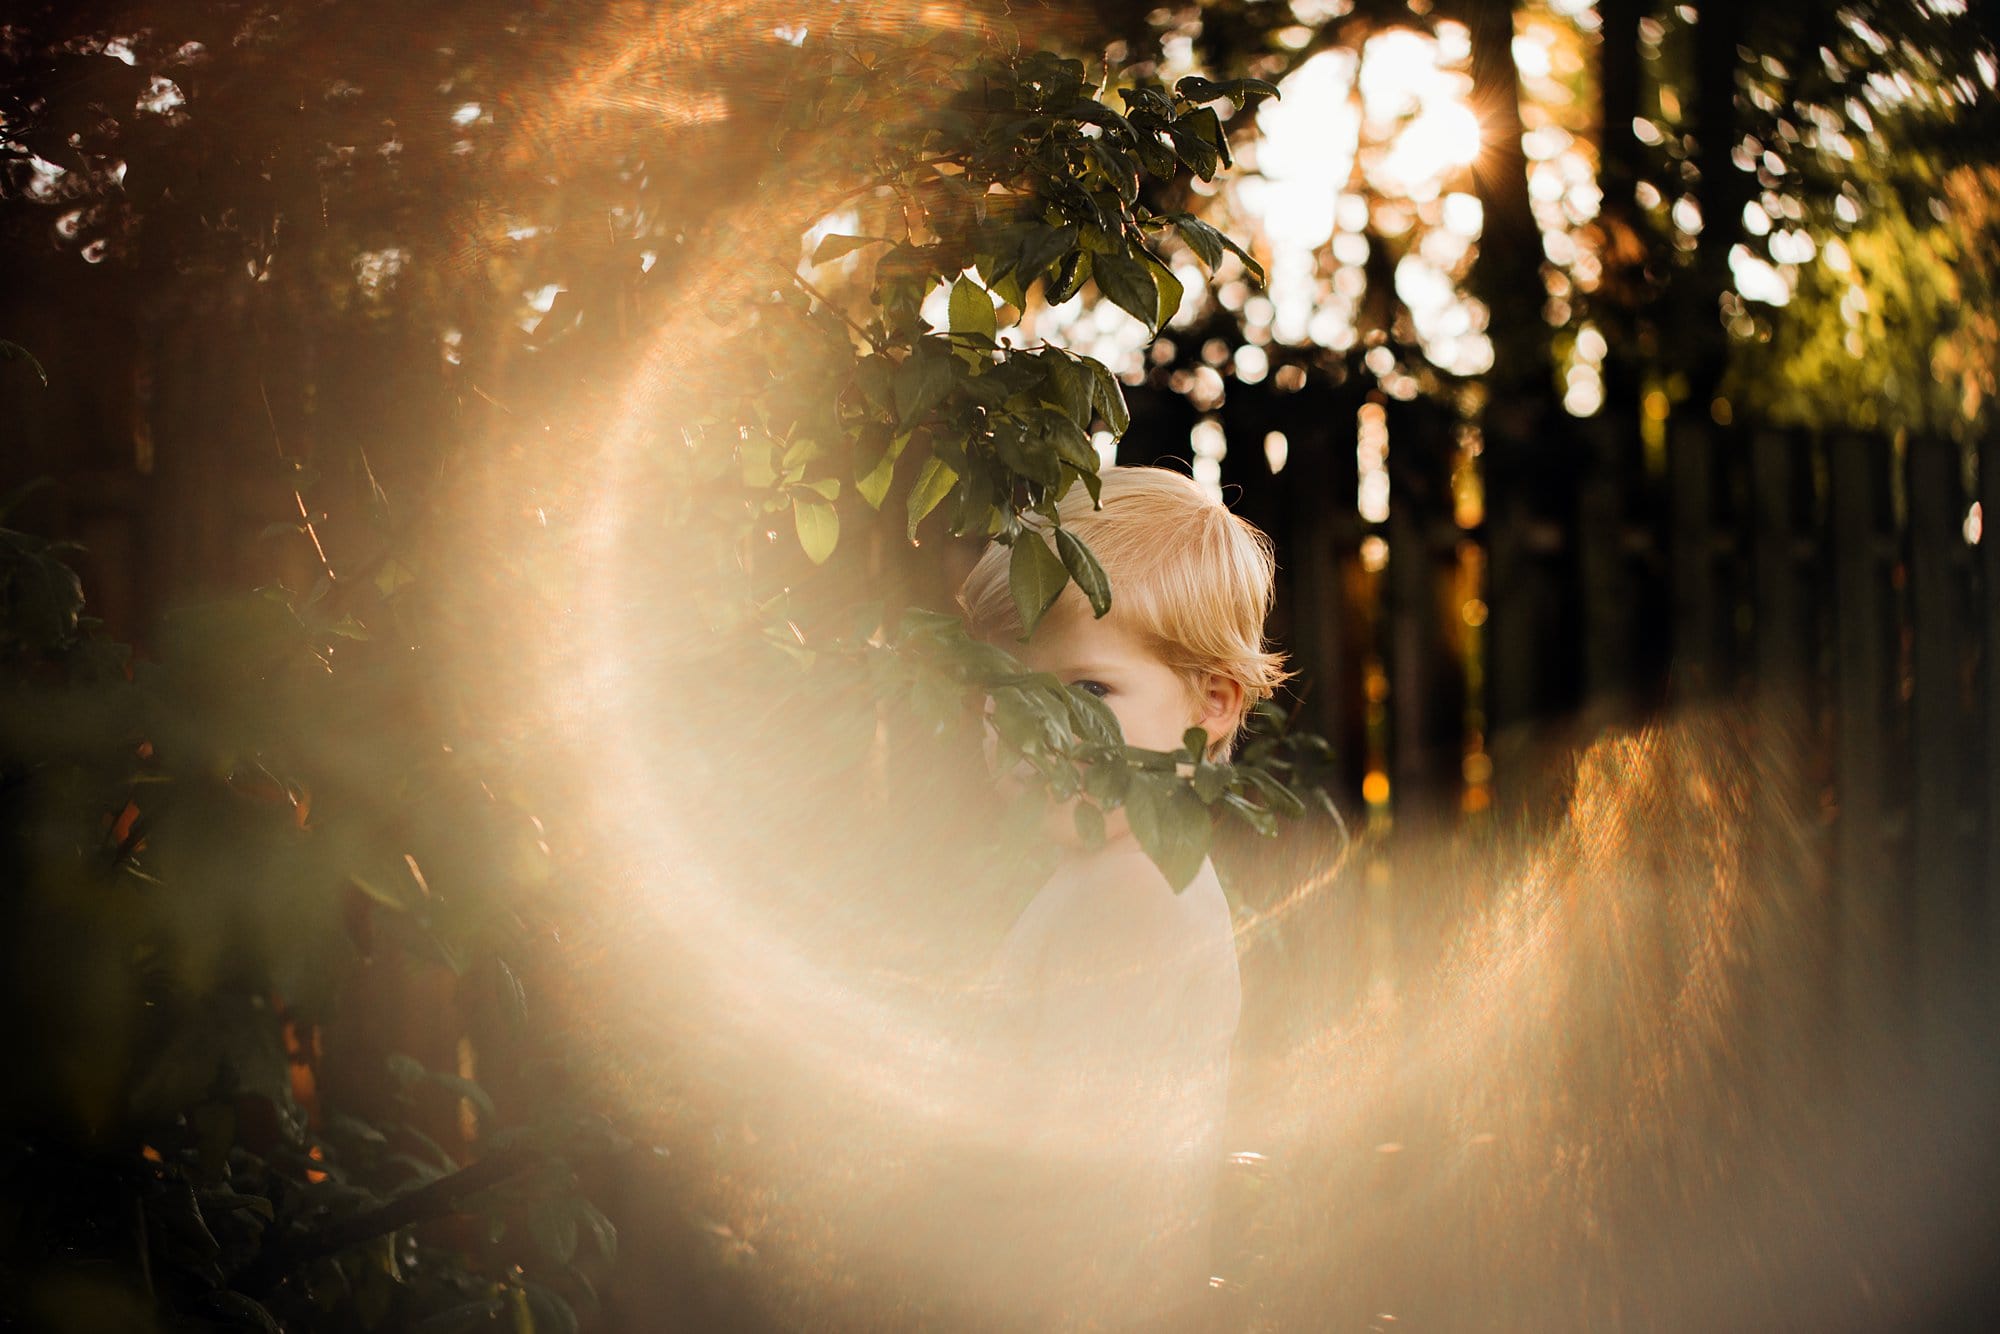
[1036,845,1225,934]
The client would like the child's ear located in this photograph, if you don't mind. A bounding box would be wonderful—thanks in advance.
[1195,672,1247,754]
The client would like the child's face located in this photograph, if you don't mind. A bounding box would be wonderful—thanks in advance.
[1015,603,1233,755]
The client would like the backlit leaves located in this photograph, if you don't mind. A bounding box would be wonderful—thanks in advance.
[906,456,958,539]
[679,43,1295,888]
[793,495,839,564]
[1091,250,1162,331]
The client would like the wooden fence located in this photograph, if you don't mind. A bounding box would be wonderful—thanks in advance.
[1131,371,1998,1063]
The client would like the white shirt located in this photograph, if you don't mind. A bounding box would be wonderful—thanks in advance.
[960,843,1242,1327]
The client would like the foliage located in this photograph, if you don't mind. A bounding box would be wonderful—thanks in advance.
[0,16,1338,1331]
[0,510,627,1332]
[1655,0,2000,437]
[643,37,1325,887]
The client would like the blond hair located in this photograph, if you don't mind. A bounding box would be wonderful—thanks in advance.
[956,466,1291,757]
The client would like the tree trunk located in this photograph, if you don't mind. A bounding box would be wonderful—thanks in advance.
[1459,0,1576,808]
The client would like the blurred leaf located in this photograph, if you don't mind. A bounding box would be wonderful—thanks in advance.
[793,495,839,565]
[430,1071,497,1124]
[413,1299,506,1334]
[1072,798,1106,849]
[203,1290,282,1332]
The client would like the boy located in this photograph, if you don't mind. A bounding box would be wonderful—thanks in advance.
[950,466,1288,1328]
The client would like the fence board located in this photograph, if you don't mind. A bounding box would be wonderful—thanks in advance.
[1745,428,1830,1078]
[1984,430,2000,1022]
[1668,416,1729,696]
[1906,436,1978,1060]
[1827,429,1906,1059]
[1385,396,1463,828]
[1577,412,1641,718]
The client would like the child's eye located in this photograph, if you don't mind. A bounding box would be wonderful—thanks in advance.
[1071,680,1110,699]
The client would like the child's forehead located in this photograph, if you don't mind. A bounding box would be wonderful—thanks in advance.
[1026,603,1155,662]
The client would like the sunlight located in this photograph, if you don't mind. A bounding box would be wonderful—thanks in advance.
[1227,22,1510,380]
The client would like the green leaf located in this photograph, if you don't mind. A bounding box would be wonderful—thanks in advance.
[1124,770,1212,891]
[374,557,418,598]
[1082,756,1132,803]
[1043,411,1100,476]
[1073,798,1107,849]
[1008,530,1069,638]
[1069,458,1103,507]
[949,274,997,342]
[1241,764,1308,819]
[1016,225,1078,288]
[1084,358,1131,435]
[1038,353,1094,427]
[741,443,778,488]
[894,345,956,424]
[530,1207,580,1266]
[1176,75,1281,109]
[780,434,823,472]
[990,269,1026,311]
[1132,128,1177,178]
[1054,528,1111,618]
[1066,688,1125,749]
[385,1053,427,1088]
[1087,139,1139,205]
[1193,759,1229,804]
[906,456,959,539]
[995,423,1062,489]
[1180,106,1230,168]
[793,495,838,564]
[1220,790,1279,837]
[855,430,909,509]
[1150,259,1185,330]
[1091,251,1160,331]
[1163,127,1217,181]
[524,1284,579,1334]
[812,233,889,264]
[1047,249,1093,304]
[1169,213,1223,270]
[1172,214,1265,285]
